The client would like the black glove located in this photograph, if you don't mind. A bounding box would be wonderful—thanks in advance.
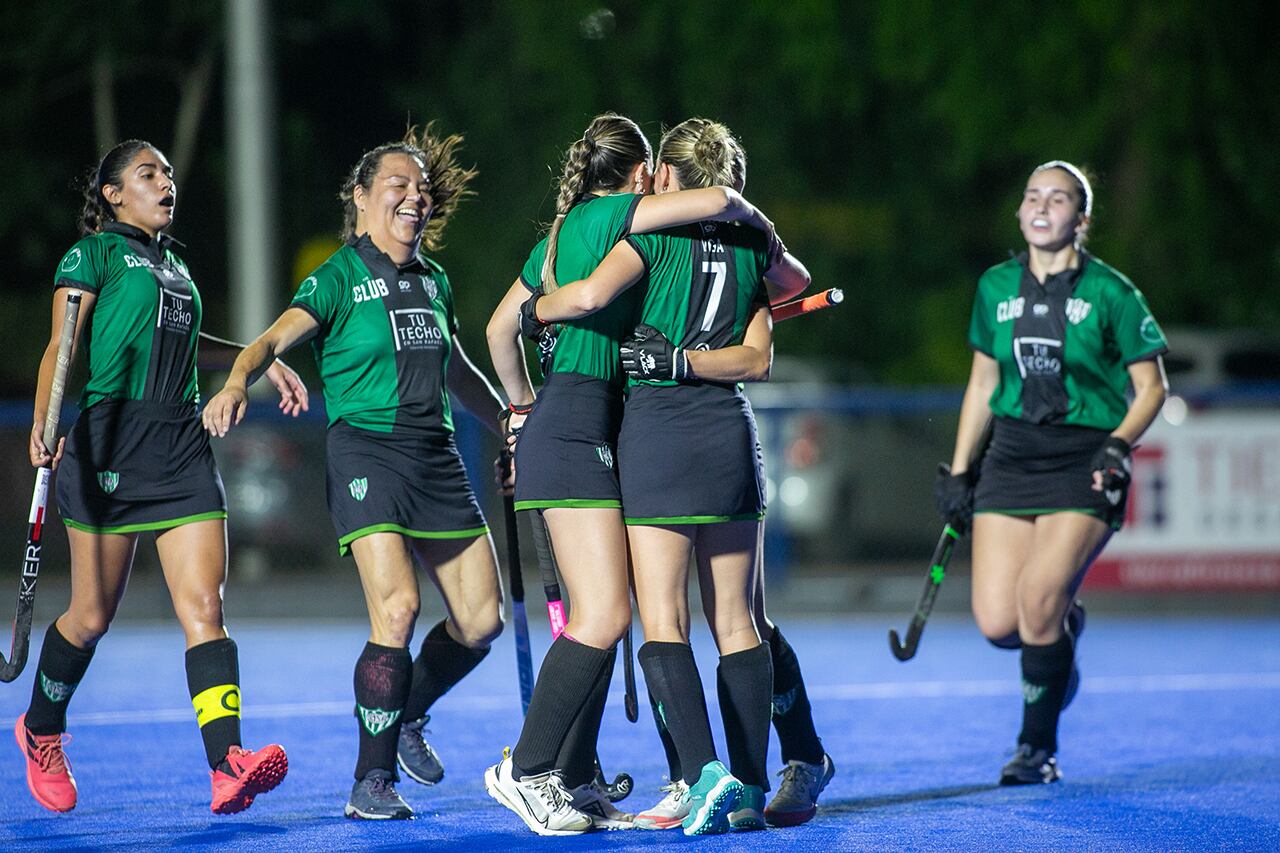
[518,292,549,341]
[933,463,976,532]
[620,325,692,381]
[1090,436,1132,507]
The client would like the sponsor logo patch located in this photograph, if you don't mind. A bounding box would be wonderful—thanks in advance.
[97,470,120,494]
[60,248,82,273]
[399,279,412,293]
[357,704,401,737]
[348,477,368,501]
[1140,315,1163,344]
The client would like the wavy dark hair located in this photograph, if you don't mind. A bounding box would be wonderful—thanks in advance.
[79,139,158,235]
[338,123,477,251]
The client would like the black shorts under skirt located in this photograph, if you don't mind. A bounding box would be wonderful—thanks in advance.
[619,383,765,524]
[974,416,1126,530]
[56,400,227,535]
[326,421,488,556]
[513,372,624,511]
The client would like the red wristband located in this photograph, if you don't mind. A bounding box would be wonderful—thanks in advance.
[508,401,534,416]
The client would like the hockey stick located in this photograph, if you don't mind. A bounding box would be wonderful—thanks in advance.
[501,490,534,715]
[2,291,82,683]
[888,523,961,662]
[622,620,638,723]
[771,287,843,322]
[528,510,633,803]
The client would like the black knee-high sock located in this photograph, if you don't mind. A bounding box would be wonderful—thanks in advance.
[716,643,773,789]
[511,636,613,777]
[765,626,825,765]
[186,638,242,770]
[354,642,412,780]
[555,644,616,788]
[25,623,95,736]
[639,642,717,787]
[1017,634,1074,753]
[403,620,490,722]
[650,688,683,781]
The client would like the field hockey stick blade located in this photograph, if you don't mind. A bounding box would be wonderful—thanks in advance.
[2,292,82,682]
[888,524,960,662]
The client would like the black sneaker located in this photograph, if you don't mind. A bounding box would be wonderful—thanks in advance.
[398,716,445,785]
[344,769,414,819]
[1062,600,1087,710]
[999,744,1061,786]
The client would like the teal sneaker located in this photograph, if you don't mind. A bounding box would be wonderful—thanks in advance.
[681,760,743,836]
[729,784,766,831]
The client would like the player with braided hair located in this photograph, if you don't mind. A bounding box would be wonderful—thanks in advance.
[205,125,506,819]
[483,112,784,836]
[519,117,824,834]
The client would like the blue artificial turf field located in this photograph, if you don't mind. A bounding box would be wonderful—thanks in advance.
[2,615,1278,851]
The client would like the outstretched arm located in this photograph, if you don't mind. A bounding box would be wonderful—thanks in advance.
[763,250,811,306]
[532,242,646,323]
[198,331,308,418]
[202,307,318,437]
[447,336,506,437]
[630,187,774,236]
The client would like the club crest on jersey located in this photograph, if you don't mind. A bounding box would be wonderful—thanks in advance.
[60,248,82,273]
[1066,298,1092,325]
[296,276,318,298]
[348,477,368,501]
[40,672,75,703]
[97,471,120,494]
[595,444,614,469]
[421,276,438,300]
[357,705,401,737]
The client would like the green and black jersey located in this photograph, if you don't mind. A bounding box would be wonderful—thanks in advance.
[624,221,770,388]
[53,222,201,408]
[967,253,1168,430]
[291,235,459,437]
[519,193,645,385]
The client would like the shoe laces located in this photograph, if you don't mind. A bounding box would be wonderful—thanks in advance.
[530,771,574,812]
[776,760,819,795]
[30,732,72,775]
[656,779,688,805]
[400,717,433,756]
[366,775,397,800]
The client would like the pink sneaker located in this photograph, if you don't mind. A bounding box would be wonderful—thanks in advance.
[210,744,288,814]
[15,713,77,813]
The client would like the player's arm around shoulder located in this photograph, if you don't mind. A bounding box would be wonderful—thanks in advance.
[685,302,774,384]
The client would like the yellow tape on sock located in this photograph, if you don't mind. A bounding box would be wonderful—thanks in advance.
[192,684,241,726]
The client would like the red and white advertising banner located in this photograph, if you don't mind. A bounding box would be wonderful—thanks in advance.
[1086,412,1280,591]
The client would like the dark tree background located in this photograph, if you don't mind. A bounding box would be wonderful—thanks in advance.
[1,0,1275,398]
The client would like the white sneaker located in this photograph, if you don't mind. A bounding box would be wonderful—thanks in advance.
[633,779,690,830]
[566,779,635,830]
[484,751,593,836]
[764,754,835,827]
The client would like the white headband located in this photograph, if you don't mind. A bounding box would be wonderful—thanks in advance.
[1033,160,1093,217]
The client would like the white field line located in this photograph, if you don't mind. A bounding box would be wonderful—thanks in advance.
[6,672,1278,729]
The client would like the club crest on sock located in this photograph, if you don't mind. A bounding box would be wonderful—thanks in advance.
[39,671,75,703]
[358,704,401,737]
[772,686,798,717]
[1021,679,1047,704]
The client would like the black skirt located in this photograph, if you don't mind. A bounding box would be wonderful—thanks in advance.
[56,400,226,534]
[619,383,764,524]
[974,416,1126,529]
[325,421,488,556]
[513,372,624,511]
